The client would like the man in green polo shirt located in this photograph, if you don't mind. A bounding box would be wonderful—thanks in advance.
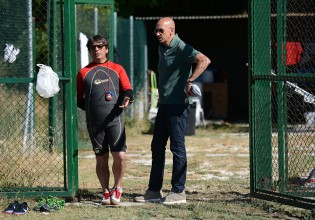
[135,17,211,204]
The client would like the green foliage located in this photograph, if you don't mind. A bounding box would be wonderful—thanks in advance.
[35,27,49,65]
[35,195,65,211]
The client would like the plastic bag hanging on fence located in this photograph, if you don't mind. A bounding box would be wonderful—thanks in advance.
[36,64,60,98]
[3,43,20,63]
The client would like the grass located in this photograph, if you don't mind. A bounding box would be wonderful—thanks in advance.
[0,121,314,219]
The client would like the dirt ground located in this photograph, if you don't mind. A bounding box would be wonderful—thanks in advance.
[1,123,312,219]
[76,124,312,219]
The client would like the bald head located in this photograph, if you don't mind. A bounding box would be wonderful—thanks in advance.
[155,17,176,46]
[157,17,175,30]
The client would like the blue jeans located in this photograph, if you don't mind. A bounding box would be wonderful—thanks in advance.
[148,104,190,193]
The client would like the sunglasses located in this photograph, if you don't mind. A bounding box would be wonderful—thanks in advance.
[89,44,106,50]
[153,28,165,34]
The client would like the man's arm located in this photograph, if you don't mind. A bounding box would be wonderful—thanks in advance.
[185,53,211,96]
[187,53,211,82]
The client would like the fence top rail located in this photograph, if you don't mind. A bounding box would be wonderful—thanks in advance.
[135,12,315,20]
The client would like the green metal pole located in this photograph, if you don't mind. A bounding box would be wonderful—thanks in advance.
[276,0,288,193]
[64,0,79,197]
[248,0,254,195]
[250,0,272,192]
[109,1,115,61]
[48,0,58,153]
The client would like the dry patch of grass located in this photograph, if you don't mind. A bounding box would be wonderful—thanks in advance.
[0,149,64,189]
[0,123,313,219]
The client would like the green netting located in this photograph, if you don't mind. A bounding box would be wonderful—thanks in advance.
[0,1,31,78]
[0,0,101,198]
[77,16,148,149]
[250,0,315,209]
[75,4,112,71]
[116,18,147,91]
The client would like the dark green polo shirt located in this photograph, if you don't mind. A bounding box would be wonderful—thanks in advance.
[157,34,200,105]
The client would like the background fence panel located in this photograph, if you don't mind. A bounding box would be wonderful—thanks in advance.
[250,0,315,209]
[0,0,114,198]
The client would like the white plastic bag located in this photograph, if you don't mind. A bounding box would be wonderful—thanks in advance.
[184,83,202,97]
[190,84,202,97]
[3,43,20,63]
[36,64,60,98]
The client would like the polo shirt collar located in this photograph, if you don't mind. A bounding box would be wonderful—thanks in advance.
[162,34,179,49]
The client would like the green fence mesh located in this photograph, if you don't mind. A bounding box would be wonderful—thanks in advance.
[75,14,148,150]
[0,2,30,77]
[250,0,315,209]
[0,0,148,198]
[116,17,148,118]
[75,3,114,148]
[0,0,99,198]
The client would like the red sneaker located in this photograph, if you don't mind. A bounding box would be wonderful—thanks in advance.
[110,187,123,205]
[308,178,315,183]
[101,191,111,205]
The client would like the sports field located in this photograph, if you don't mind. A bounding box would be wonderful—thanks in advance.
[0,123,313,219]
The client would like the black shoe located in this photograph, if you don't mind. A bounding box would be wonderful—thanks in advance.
[3,201,19,214]
[34,203,58,212]
[13,202,29,215]
[33,204,43,212]
[40,203,57,212]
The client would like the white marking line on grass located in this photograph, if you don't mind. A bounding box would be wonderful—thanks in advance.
[202,174,229,180]
[206,153,249,157]
[237,154,249,157]
[79,155,95,159]
[127,153,144,157]
[132,159,172,166]
[222,133,249,137]
[207,154,228,157]
[132,159,151,166]
[202,170,249,180]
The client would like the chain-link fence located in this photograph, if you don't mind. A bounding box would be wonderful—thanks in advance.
[75,13,149,149]
[75,2,114,148]
[115,17,148,120]
[0,0,115,198]
[250,0,315,209]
